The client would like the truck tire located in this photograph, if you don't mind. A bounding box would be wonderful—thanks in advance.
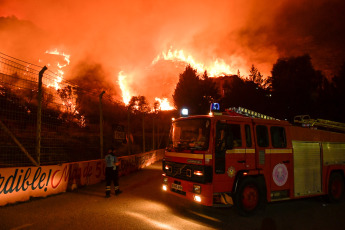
[327,172,345,203]
[234,176,265,216]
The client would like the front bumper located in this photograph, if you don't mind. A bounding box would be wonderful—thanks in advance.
[162,175,213,206]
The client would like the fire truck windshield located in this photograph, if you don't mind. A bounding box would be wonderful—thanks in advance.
[168,118,210,151]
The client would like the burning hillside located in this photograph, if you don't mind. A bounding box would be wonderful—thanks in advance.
[1,0,345,108]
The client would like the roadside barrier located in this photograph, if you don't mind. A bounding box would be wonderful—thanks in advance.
[0,149,164,206]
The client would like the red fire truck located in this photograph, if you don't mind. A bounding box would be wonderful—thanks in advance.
[162,106,345,215]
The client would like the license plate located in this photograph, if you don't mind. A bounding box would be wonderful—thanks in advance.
[171,183,183,191]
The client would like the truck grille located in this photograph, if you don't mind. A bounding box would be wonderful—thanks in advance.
[163,161,212,183]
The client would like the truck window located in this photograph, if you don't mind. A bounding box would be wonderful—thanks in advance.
[256,125,269,147]
[168,118,210,151]
[245,124,252,147]
[230,124,242,147]
[271,126,287,148]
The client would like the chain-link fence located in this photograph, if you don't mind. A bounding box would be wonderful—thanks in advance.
[0,52,171,167]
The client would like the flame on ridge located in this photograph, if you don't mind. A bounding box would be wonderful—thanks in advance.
[118,47,238,110]
[152,48,235,77]
[46,49,70,65]
[117,71,175,110]
[43,49,71,90]
[155,97,175,111]
[38,49,85,127]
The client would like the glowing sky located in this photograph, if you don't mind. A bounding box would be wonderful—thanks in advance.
[1,0,344,104]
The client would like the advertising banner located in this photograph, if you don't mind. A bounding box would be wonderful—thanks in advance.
[0,149,164,206]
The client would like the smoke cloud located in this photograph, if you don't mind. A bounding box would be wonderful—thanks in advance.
[1,0,344,104]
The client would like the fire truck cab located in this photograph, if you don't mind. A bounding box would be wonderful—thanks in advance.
[162,106,345,216]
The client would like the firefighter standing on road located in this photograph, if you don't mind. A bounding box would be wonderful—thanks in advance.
[112,148,122,195]
[105,148,121,197]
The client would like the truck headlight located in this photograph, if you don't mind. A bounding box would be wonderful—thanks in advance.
[194,195,201,202]
[163,177,168,184]
[193,170,203,176]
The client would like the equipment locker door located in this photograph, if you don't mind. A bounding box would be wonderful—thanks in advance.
[268,126,292,199]
[254,123,292,200]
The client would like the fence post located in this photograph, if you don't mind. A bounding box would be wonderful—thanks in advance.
[152,117,155,150]
[127,106,131,155]
[36,66,47,166]
[99,91,105,159]
[142,114,145,153]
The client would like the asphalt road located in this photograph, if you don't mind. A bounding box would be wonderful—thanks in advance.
[1,161,345,230]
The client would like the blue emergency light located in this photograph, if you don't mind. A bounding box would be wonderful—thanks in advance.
[210,103,220,112]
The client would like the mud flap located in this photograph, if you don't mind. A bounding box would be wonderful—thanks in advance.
[220,193,234,205]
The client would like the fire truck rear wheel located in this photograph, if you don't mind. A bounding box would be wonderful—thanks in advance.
[234,176,265,216]
[327,172,345,203]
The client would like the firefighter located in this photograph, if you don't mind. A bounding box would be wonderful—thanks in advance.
[105,147,121,197]
[112,148,122,195]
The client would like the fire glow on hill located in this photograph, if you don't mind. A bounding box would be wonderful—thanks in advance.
[1,0,345,110]
[118,47,241,108]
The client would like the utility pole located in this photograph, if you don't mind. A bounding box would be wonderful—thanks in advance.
[127,106,131,155]
[152,117,155,150]
[99,91,105,159]
[142,113,145,153]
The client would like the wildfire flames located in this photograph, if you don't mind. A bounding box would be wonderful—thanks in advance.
[41,49,71,90]
[152,48,236,77]
[117,47,241,110]
[40,49,176,112]
[43,47,239,112]
[118,71,132,105]
[155,97,175,111]
[39,49,85,126]
[118,70,175,110]
[3,0,344,115]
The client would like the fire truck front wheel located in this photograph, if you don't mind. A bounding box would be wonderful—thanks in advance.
[234,176,266,216]
[327,172,345,203]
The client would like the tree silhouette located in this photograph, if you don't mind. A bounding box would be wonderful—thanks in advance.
[173,65,220,115]
[220,75,270,114]
[128,96,151,152]
[200,71,221,110]
[128,96,150,114]
[330,61,345,122]
[249,64,264,86]
[270,54,324,120]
